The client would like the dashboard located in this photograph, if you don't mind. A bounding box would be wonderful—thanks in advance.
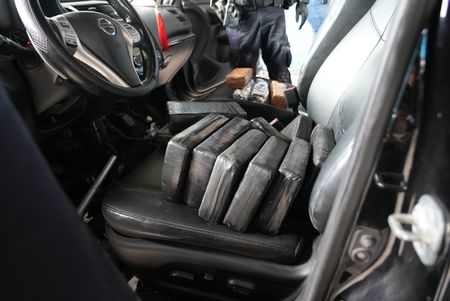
[0,0,195,113]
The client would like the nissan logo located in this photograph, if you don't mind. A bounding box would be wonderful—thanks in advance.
[98,18,116,36]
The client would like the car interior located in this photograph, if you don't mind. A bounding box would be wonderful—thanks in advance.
[0,0,439,300]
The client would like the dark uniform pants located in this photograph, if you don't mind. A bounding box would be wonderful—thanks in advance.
[226,6,292,83]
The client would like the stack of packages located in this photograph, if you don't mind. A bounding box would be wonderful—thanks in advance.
[161,111,336,235]
[226,67,296,110]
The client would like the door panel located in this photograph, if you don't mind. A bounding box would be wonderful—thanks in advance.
[174,0,231,98]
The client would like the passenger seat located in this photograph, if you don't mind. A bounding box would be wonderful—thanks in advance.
[102,0,399,298]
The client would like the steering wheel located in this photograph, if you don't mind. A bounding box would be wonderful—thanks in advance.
[14,0,161,97]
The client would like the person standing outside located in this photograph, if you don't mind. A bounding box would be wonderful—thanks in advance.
[215,0,309,84]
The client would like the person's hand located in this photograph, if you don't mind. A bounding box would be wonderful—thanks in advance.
[296,1,308,30]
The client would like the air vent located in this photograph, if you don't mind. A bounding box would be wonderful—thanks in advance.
[175,15,186,22]
[166,8,187,23]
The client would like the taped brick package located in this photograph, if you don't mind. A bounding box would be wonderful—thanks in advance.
[251,117,290,143]
[281,114,313,142]
[167,101,247,133]
[223,136,289,232]
[270,80,293,109]
[185,118,252,208]
[255,138,311,235]
[198,129,268,224]
[161,114,229,202]
[292,125,336,215]
[225,67,253,89]
[310,124,336,168]
[249,78,270,104]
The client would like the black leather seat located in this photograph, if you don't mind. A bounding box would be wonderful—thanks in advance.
[102,0,398,290]
[103,150,305,263]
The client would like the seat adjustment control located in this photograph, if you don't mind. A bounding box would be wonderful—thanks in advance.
[203,272,215,282]
[228,279,254,296]
[170,270,194,281]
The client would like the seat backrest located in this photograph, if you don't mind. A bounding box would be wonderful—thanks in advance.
[306,0,399,232]
[297,0,376,104]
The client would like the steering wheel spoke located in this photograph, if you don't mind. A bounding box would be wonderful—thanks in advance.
[120,22,142,46]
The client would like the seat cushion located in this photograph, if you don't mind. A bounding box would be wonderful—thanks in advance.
[103,150,304,264]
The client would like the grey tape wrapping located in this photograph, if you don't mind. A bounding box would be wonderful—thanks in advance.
[223,136,289,232]
[161,114,229,202]
[255,138,311,235]
[280,114,313,142]
[185,118,252,208]
[198,129,268,224]
[310,124,336,167]
[167,101,247,133]
[250,117,290,143]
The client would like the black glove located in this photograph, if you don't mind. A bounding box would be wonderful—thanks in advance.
[296,1,308,30]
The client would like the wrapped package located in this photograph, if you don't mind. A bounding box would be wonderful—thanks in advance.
[233,80,254,101]
[270,80,294,109]
[255,138,311,235]
[198,129,268,224]
[185,118,252,208]
[161,114,229,202]
[225,67,253,89]
[249,78,270,104]
[251,117,290,143]
[288,125,335,218]
[223,136,289,232]
[281,114,313,142]
[310,124,336,167]
[283,85,302,111]
[167,101,247,133]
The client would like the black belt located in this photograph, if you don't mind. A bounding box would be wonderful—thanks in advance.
[241,0,283,11]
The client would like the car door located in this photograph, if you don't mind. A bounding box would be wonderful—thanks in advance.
[169,0,232,99]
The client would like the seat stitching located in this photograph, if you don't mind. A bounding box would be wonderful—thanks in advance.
[104,205,297,255]
[370,9,382,37]
[105,205,295,254]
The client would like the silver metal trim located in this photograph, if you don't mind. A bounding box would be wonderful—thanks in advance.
[63,1,108,6]
[61,4,78,12]
[78,155,117,216]
[168,32,196,47]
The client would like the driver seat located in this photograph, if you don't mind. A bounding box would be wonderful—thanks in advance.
[103,0,398,298]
